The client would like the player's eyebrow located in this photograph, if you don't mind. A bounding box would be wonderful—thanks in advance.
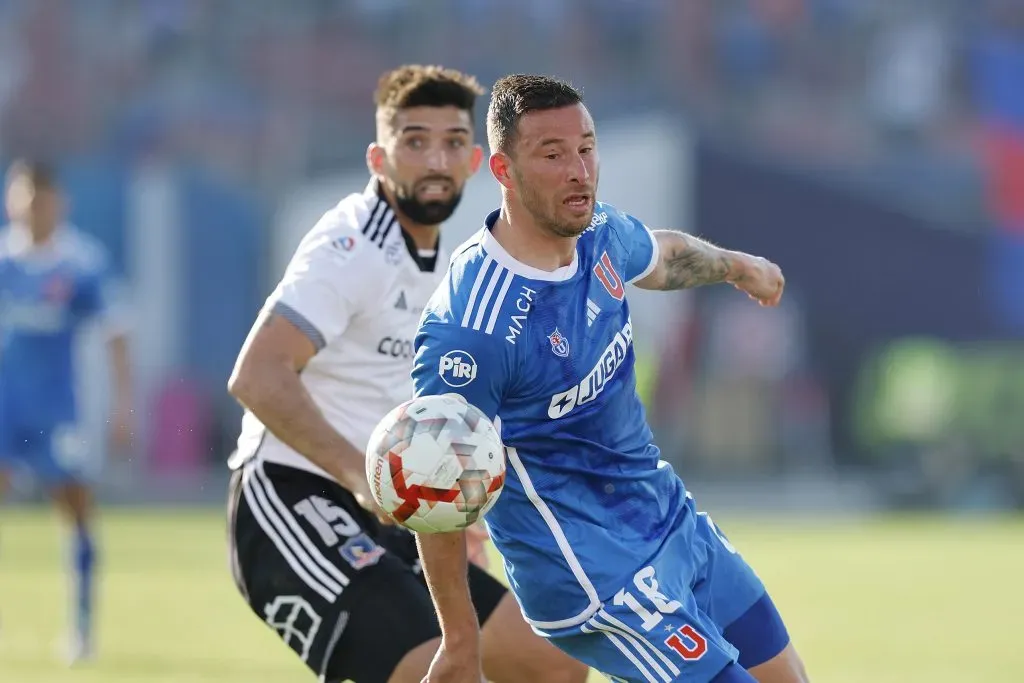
[399,124,471,135]
[537,131,596,147]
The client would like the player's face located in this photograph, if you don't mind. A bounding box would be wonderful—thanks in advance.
[375,106,483,226]
[506,103,598,239]
[5,176,61,236]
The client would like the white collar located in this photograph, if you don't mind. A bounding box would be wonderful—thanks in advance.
[4,222,69,259]
[478,209,579,282]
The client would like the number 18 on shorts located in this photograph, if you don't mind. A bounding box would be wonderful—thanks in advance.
[547,565,739,683]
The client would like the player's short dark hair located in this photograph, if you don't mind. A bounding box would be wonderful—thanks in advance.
[374,65,485,131]
[5,159,58,190]
[487,74,584,154]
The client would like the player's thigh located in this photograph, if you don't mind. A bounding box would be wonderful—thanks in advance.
[49,480,94,526]
[21,422,95,490]
[745,642,809,683]
[228,462,441,683]
[480,588,589,683]
[546,564,739,683]
[693,511,791,671]
[0,421,23,494]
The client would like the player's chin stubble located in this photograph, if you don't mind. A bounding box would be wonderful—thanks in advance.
[520,183,591,238]
[544,203,592,239]
[394,192,462,225]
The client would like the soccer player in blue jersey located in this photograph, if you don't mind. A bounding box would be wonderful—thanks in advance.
[410,76,809,683]
[0,160,133,662]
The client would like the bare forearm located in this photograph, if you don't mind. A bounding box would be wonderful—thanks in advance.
[649,230,741,291]
[231,366,363,486]
[416,531,480,642]
[107,334,133,402]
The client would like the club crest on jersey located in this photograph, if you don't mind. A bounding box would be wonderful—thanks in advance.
[44,274,72,303]
[332,235,357,252]
[594,251,624,301]
[339,533,386,569]
[547,328,570,358]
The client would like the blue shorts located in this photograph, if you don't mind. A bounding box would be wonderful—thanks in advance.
[0,417,94,486]
[542,498,790,682]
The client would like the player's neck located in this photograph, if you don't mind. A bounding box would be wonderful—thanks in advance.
[397,219,439,252]
[18,222,58,246]
[493,201,576,272]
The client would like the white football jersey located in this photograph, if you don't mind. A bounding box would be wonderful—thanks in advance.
[231,180,448,481]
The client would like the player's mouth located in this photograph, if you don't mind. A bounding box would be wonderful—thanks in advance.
[417,181,454,199]
[563,194,593,213]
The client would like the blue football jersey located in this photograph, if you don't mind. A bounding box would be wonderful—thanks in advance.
[0,224,113,429]
[412,202,692,630]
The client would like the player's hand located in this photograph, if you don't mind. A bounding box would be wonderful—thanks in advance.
[107,401,134,456]
[728,254,785,307]
[422,638,484,683]
[466,523,490,570]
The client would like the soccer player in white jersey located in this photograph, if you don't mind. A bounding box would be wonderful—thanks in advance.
[411,76,809,683]
[225,66,588,683]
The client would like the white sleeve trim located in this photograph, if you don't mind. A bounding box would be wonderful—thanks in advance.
[627,227,661,284]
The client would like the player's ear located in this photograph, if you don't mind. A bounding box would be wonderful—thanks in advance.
[366,142,386,176]
[469,144,484,175]
[489,152,514,190]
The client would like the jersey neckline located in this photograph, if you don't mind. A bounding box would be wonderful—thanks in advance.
[479,209,579,282]
[362,179,440,273]
[1,222,76,266]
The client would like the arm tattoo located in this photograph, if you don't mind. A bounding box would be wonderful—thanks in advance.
[659,232,736,291]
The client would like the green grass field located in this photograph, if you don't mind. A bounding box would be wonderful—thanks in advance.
[1,508,1022,682]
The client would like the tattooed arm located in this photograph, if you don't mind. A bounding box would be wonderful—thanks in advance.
[634,230,785,306]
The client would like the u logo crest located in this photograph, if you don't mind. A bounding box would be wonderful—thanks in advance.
[594,251,624,301]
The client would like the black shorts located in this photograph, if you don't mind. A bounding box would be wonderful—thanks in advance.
[227,458,507,683]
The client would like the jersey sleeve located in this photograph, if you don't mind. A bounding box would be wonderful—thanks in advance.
[73,262,109,319]
[267,231,370,350]
[617,212,660,284]
[75,255,132,337]
[412,318,510,421]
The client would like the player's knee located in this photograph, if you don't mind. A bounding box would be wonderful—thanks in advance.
[52,482,93,526]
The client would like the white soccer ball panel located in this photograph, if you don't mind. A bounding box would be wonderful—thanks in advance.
[364,394,505,533]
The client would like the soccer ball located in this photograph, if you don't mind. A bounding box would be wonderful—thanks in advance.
[365,394,506,534]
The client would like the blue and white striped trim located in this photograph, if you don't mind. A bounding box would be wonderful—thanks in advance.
[459,255,516,335]
[583,608,682,683]
[273,301,326,351]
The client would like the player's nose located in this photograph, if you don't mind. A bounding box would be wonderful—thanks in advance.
[425,147,450,172]
[566,153,590,184]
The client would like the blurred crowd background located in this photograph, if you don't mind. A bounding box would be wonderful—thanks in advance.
[3,0,1024,511]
